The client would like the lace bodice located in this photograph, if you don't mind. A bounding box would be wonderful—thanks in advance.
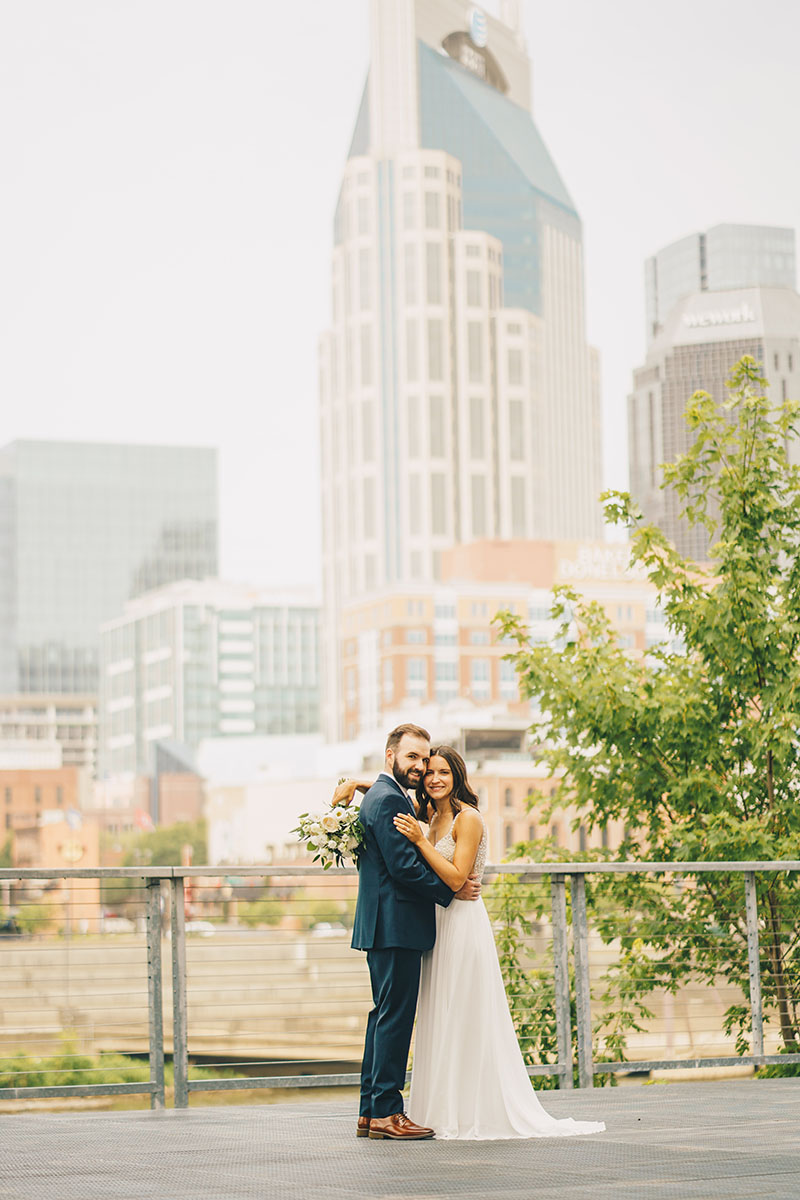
[433,812,487,882]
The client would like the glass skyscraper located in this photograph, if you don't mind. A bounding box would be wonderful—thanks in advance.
[319,0,602,735]
[644,224,796,346]
[0,440,218,695]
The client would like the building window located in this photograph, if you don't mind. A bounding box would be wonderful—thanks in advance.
[427,319,444,381]
[34,787,42,805]
[402,192,416,230]
[362,401,375,461]
[471,658,490,699]
[601,824,609,849]
[426,243,442,304]
[500,658,518,699]
[56,786,64,807]
[509,400,524,461]
[551,824,560,845]
[382,659,393,702]
[429,395,445,457]
[360,326,373,386]
[504,787,513,808]
[470,630,490,645]
[404,244,417,305]
[508,347,523,385]
[358,249,371,311]
[789,354,794,372]
[466,270,482,306]
[424,165,440,179]
[435,660,458,681]
[469,395,484,458]
[409,475,421,535]
[3,788,10,804]
[431,474,447,535]
[504,823,514,850]
[774,352,780,371]
[406,321,419,381]
[363,479,376,538]
[357,195,370,236]
[407,394,420,456]
[467,322,483,382]
[471,475,487,537]
[407,657,426,695]
[466,244,481,258]
[528,823,537,841]
[511,477,526,537]
[407,629,426,644]
[579,825,587,852]
[424,192,440,229]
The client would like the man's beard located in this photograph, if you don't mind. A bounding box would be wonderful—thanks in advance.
[392,761,423,792]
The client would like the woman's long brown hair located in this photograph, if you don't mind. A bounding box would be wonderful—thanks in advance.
[416,744,480,824]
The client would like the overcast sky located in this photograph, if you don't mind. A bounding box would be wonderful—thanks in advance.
[1,0,798,590]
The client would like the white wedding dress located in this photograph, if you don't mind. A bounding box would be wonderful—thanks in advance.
[408,815,605,1140]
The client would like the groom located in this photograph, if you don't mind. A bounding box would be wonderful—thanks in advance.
[351,723,480,1140]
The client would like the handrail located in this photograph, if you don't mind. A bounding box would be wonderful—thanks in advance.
[3,860,800,880]
[3,861,800,1108]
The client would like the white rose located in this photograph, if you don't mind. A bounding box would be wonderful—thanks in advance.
[346,836,359,851]
[322,813,341,833]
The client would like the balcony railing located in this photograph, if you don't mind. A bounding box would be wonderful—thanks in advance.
[1,861,798,1108]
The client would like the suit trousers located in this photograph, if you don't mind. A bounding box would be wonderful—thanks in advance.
[360,946,422,1119]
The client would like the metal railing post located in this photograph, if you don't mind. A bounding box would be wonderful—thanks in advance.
[169,876,189,1108]
[145,877,165,1109]
[571,872,594,1089]
[744,870,764,1062]
[550,874,573,1089]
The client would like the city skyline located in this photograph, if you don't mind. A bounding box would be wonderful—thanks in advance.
[320,0,604,736]
[2,1,799,590]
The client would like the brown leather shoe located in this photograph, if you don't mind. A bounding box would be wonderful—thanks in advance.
[357,1116,371,1138]
[369,1112,434,1140]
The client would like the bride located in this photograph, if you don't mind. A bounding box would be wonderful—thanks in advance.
[340,745,605,1141]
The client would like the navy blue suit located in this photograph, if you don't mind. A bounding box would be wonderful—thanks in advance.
[352,773,454,1119]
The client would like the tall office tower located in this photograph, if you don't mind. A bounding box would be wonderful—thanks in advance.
[629,286,800,560]
[0,440,218,695]
[320,0,602,735]
[99,581,320,777]
[645,224,796,346]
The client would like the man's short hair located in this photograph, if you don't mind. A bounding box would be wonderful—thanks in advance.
[385,723,431,754]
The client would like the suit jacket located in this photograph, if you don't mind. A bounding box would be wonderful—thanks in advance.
[351,773,454,951]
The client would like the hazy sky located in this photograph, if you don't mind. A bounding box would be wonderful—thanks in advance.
[2,1,798,589]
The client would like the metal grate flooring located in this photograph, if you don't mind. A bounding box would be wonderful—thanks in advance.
[2,1079,800,1199]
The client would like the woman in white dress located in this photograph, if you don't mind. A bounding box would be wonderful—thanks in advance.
[390,745,605,1141]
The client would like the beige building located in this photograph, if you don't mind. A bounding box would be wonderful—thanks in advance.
[337,538,665,740]
[1,766,92,837]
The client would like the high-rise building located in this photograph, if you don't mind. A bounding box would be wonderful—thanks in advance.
[630,285,800,560]
[644,224,796,346]
[0,440,218,695]
[98,580,320,777]
[320,0,602,735]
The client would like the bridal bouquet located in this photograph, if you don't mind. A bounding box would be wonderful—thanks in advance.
[293,790,364,869]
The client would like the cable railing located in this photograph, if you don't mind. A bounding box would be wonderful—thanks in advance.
[2,861,799,1108]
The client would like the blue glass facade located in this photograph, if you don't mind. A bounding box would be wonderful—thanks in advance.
[344,43,581,315]
[0,441,218,695]
[418,43,580,316]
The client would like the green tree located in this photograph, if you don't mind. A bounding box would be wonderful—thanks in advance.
[497,357,800,1058]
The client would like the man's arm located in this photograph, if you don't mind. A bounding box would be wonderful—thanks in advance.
[370,797,454,908]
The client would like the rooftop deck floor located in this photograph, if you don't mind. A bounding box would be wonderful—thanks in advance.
[2,1078,800,1199]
